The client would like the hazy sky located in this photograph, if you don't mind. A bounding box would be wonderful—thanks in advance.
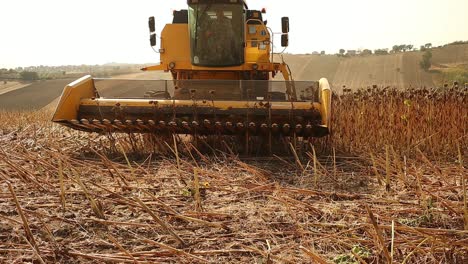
[1,0,468,68]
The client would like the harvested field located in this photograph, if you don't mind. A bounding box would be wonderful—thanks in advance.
[0,72,170,111]
[0,79,73,111]
[432,44,468,65]
[0,86,466,263]
[279,44,468,89]
[0,81,31,96]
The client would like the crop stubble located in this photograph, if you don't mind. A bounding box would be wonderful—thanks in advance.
[0,86,467,263]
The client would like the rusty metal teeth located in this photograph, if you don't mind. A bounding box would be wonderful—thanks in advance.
[225,122,234,133]
[236,122,245,133]
[282,124,291,134]
[215,121,223,133]
[271,123,279,133]
[295,124,303,133]
[69,119,93,131]
[135,119,150,130]
[260,123,269,134]
[147,120,158,131]
[66,119,321,137]
[181,121,192,132]
[203,119,212,130]
[248,122,257,133]
[90,119,109,131]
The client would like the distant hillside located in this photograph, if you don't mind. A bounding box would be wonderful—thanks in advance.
[279,44,468,90]
[432,44,468,64]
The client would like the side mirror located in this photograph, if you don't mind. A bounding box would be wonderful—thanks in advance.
[281,34,289,47]
[149,16,156,47]
[149,16,155,33]
[281,17,289,33]
[150,34,157,47]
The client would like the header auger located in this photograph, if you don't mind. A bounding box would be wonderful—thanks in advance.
[52,0,332,154]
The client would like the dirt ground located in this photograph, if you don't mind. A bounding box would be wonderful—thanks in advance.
[0,72,170,111]
[0,108,466,263]
[282,52,437,91]
[0,81,31,96]
[0,79,74,111]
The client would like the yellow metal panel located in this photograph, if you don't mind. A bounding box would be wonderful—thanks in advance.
[160,24,191,65]
[51,75,96,121]
[318,78,332,128]
[245,24,270,63]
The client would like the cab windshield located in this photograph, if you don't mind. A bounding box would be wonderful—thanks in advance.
[188,3,244,67]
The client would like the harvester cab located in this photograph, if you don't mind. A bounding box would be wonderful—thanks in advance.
[52,0,332,154]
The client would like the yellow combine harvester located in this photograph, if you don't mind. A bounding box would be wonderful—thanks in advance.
[52,0,331,152]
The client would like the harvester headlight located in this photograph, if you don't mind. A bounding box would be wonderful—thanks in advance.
[252,64,259,70]
[169,62,176,69]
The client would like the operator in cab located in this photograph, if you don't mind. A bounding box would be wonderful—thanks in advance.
[205,8,235,64]
[189,1,243,67]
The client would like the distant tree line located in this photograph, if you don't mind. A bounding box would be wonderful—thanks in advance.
[419,43,432,51]
[0,64,148,81]
[392,44,414,53]
[341,39,468,56]
[305,51,327,56]
[19,71,39,81]
[447,40,468,46]
[336,42,437,57]
[333,44,435,71]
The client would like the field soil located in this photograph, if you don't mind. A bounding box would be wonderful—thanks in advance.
[0,72,171,111]
[432,44,468,64]
[278,54,341,81]
[277,44,468,90]
[0,81,31,96]
[0,86,466,263]
[0,79,74,111]
[279,52,437,90]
